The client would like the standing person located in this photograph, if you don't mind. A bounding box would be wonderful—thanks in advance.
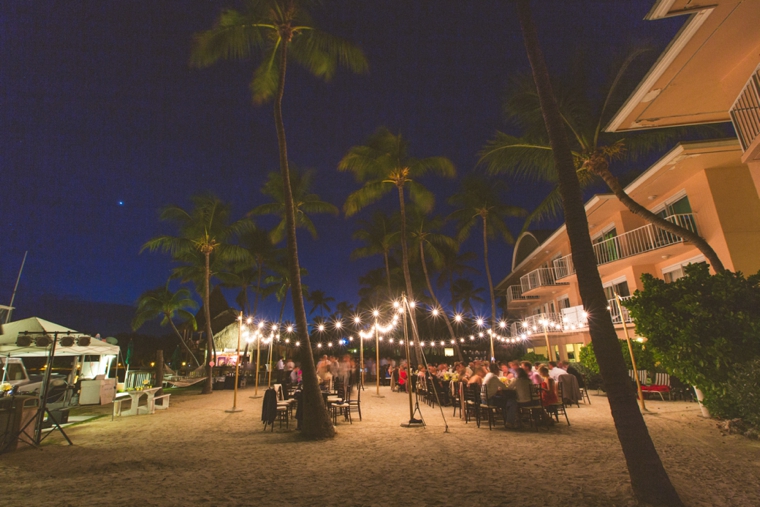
[276,356,285,383]
[338,354,352,390]
[398,364,408,392]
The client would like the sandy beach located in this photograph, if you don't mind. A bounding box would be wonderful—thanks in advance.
[2,386,759,507]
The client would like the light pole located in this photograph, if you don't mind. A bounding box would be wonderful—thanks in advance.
[373,309,383,397]
[225,312,244,413]
[354,315,364,390]
[615,293,647,412]
[538,318,554,362]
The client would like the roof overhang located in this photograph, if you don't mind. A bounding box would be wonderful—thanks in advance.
[606,0,760,132]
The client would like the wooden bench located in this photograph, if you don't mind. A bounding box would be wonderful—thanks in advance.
[153,394,171,411]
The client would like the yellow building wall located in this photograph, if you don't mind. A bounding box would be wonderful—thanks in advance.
[704,165,760,275]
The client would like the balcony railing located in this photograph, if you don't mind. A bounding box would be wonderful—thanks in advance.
[592,214,696,265]
[730,64,760,153]
[608,296,633,324]
[506,285,539,304]
[554,254,575,279]
[520,267,559,293]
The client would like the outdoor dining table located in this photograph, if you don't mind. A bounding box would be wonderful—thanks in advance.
[118,387,161,416]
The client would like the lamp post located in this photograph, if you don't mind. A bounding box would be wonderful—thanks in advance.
[250,320,264,399]
[616,293,647,412]
[225,312,243,413]
[354,315,364,390]
[373,309,383,397]
[538,318,554,362]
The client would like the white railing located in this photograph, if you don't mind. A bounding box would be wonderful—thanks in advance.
[553,254,575,279]
[730,63,760,152]
[608,296,633,324]
[506,285,538,304]
[592,214,696,265]
[520,267,558,293]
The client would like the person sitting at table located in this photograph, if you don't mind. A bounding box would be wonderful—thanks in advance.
[561,361,585,388]
[504,367,533,429]
[539,366,558,406]
[468,366,486,388]
[398,365,408,392]
[548,361,567,381]
[521,361,542,385]
[483,363,506,403]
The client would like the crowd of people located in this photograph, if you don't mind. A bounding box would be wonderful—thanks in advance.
[269,353,584,429]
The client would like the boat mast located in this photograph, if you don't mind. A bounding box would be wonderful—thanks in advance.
[6,251,28,324]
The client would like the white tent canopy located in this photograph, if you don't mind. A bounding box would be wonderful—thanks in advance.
[0,316,119,357]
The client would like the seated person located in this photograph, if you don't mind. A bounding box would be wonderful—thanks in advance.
[504,367,534,428]
[483,363,506,404]
[467,366,486,387]
[539,366,558,406]
[522,361,542,385]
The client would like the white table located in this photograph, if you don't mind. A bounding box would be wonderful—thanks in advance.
[114,388,161,417]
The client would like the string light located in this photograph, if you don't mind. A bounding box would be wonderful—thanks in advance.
[334,321,342,329]
[431,308,439,317]
[354,316,361,324]
[454,314,463,323]
[286,325,293,333]
[318,324,325,332]
[476,318,484,326]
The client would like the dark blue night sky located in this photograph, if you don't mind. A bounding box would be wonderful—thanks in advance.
[0,1,684,327]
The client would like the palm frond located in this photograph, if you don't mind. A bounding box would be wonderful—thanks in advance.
[343,179,392,217]
[478,132,555,181]
[407,181,435,213]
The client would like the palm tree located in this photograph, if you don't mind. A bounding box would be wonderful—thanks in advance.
[306,289,334,317]
[450,278,486,316]
[251,167,339,244]
[351,211,399,299]
[234,227,282,316]
[514,2,682,504]
[141,195,253,394]
[132,285,201,367]
[436,249,479,301]
[449,174,526,348]
[191,0,367,439]
[339,128,455,358]
[479,49,724,272]
[333,301,355,319]
[407,210,463,361]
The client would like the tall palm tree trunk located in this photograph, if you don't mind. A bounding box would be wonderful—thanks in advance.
[383,250,393,299]
[419,243,464,361]
[515,2,682,505]
[273,37,333,439]
[253,261,263,316]
[397,185,421,364]
[482,215,497,360]
[202,250,214,394]
[168,318,200,367]
[594,166,725,273]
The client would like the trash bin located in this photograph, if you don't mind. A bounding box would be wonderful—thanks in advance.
[0,395,39,453]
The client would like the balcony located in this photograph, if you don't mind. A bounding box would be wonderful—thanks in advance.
[730,63,760,162]
[592,214,697,266]
[505,285,539,307]
[608,296,633,325]
[554,254,575,280]
[520,267,569,296]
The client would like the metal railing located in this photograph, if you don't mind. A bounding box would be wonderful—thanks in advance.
[506,285,538,304]
[592,213,696,265]
[730,64,760,152]
[520,267,559,293]
[554,254,575,279]
[608,296,633,324]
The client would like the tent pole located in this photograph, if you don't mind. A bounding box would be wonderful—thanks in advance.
[5,251,27,324]
[34,332,57,445]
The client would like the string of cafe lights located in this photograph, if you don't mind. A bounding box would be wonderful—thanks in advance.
[232,298,546,350]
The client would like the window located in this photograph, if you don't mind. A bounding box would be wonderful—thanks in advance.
[663,255,706,283]
[593,225,619,262]
[655,193,696,232]
[557,295,571,310]
[603,277,630,300]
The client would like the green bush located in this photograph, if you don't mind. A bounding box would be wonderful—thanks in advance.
[626,263,760,413]
[705,359,760,426]
[521,351,547,363]
[578,340,658,376]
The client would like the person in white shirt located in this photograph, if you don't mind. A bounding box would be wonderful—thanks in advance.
[548,361,567,381]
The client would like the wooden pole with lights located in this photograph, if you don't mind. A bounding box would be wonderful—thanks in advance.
[225,312,243,413]
[616,293,647,412]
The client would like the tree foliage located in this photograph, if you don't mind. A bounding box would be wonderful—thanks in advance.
[625,263,760,405]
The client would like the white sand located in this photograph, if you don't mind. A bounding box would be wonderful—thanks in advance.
[1,387,759,507]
